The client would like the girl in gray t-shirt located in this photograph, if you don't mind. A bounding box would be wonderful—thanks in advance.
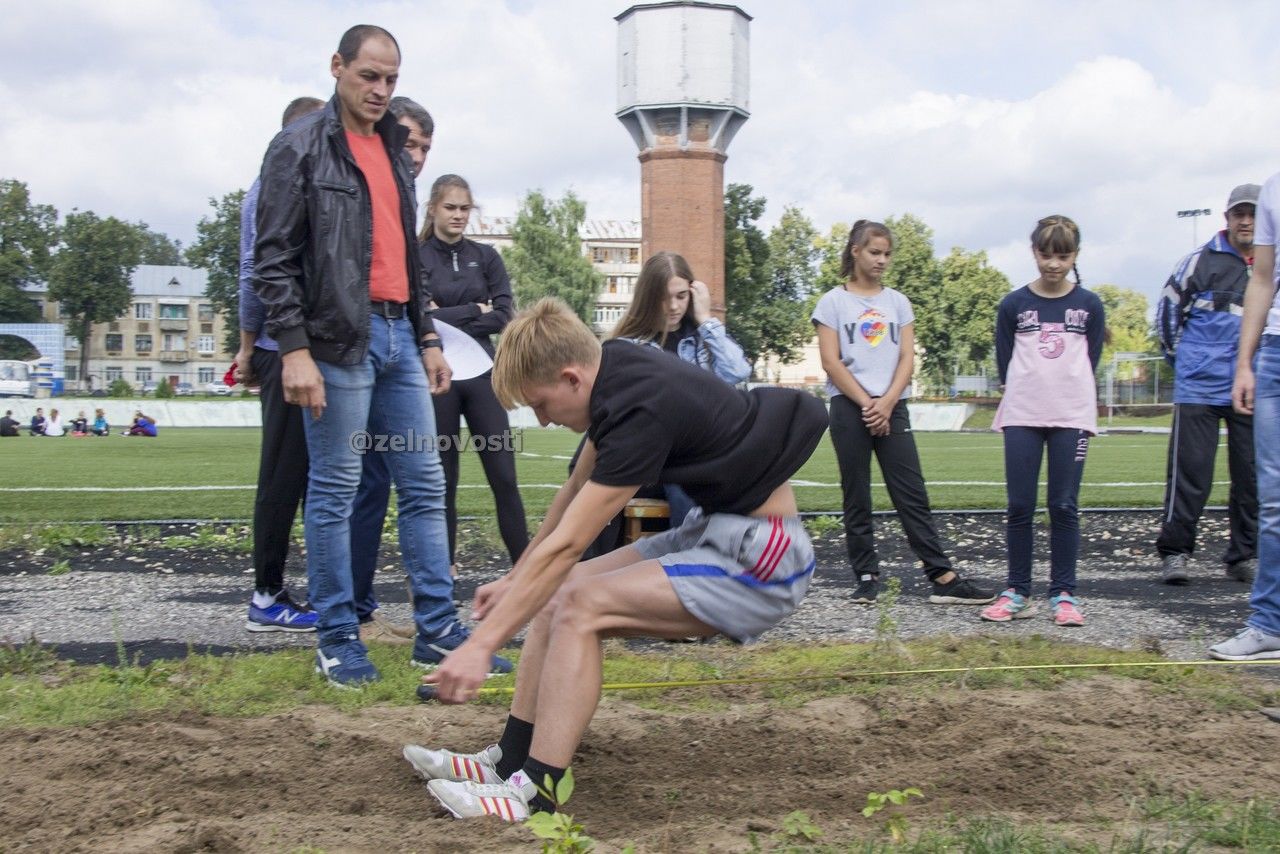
[812,220,994,608]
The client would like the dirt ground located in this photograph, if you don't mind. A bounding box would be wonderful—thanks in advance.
[5,675,1279,852]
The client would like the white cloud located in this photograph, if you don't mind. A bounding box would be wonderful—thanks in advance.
[3,0,1278,312]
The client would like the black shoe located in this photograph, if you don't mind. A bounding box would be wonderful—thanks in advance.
[1225,559,1257,584]
[1161,553,1190,585]
[851,574,880,604]
[929,576,996,605]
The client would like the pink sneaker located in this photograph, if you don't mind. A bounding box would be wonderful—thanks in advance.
[980,589,1037,622]
[1050,592,1084,627]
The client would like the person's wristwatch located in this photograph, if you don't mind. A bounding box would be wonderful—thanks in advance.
[419,337,443,352]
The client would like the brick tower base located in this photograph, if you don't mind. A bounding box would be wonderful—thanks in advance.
[638,147,728,319]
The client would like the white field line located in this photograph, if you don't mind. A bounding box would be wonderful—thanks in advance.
[0,480,1222,493]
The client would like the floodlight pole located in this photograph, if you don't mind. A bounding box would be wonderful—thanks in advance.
[1176,208,1213,248]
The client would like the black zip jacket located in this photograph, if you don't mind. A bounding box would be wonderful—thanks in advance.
[419,233,515,358]
[253,96,435,365]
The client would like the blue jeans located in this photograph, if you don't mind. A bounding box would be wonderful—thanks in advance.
[302,315,455,647]
[1003,426,1089,597]
[1249,336,1280,636]
[663,483,698,529]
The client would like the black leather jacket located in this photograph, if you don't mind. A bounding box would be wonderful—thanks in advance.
[253,96,435,365]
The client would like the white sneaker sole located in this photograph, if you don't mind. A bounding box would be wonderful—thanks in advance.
[1208,648,1280,662]
[245,620,316,633]
[929,594,998,605]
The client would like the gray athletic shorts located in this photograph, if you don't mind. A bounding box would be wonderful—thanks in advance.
[632,509,814,643]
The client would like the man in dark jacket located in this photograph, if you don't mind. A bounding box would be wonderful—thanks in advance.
[1155,183,1260,585]
[253,25,509,688]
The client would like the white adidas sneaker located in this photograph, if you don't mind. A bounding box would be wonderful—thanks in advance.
[402,743,502,784]
[427,769,536,822]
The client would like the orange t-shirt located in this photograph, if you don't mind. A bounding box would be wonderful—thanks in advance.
[346,130,409,304]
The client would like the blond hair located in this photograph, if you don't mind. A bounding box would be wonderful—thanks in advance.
[491,298,601,408]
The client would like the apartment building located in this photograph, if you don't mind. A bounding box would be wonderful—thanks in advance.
[27,265,230,391]
[464,216,642,336]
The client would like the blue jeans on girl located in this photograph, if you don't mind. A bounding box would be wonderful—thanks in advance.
[1002,426,1089,597]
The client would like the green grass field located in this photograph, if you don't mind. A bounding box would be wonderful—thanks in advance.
[0,422,1223,524]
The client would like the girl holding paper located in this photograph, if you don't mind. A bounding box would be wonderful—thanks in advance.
[418,174,529,572]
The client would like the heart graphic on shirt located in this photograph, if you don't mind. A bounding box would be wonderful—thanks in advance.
[860,320,887,346]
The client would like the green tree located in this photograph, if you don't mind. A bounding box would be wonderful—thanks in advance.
[1092,283,1156,377]
[185,189,245,354]
[761,205,823,365]
[0,179,58,323]
[47,210,143,388]
[882,213,944,388]
[130,221,184,265]
[723,183,771,373]
[938,247,1011,375]
[814,222,849,296]
[502,189,601,323]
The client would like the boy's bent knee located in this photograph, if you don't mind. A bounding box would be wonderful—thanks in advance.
[549,581,611,633]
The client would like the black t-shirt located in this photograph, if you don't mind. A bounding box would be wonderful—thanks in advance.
[660,318,694,354]
[587,341,828,515]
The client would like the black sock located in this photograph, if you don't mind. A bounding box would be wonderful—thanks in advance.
[495,715,535,779]
[521,756,566,814]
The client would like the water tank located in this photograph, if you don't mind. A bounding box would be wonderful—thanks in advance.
[616,2,750,153]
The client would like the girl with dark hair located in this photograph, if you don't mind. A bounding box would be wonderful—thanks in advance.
[611,251,751,525]
[982,215,1106,627]
[813,220,994,606]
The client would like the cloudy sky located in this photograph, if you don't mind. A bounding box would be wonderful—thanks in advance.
[4,0,1279,307]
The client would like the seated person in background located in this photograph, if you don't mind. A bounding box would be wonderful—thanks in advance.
[91,409,109,436]
[125,411,158,437]
[29,408,46,436]
[0,410,18,437]
[70,411,89,435]
[44,408,65,437]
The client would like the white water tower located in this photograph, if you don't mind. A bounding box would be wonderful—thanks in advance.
[616,2,751,317]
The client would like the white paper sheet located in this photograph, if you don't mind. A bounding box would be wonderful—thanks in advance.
[432,320,493,381]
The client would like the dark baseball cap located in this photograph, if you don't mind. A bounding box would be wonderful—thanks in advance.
[1226,183,1261,212]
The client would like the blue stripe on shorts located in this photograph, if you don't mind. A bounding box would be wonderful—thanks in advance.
[664,559,816,587]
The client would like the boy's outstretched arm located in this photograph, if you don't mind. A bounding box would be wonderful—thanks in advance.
[426,479,639,703]
[473,439,598,618]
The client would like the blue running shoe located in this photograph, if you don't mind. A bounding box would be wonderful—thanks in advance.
[316,638,380,688]
[246,592,318,633]
[412,623,514,675]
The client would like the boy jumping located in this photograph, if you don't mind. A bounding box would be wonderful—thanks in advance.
[404,298,828,820]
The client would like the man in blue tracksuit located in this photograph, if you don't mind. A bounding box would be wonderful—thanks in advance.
[1155,183,1260,585]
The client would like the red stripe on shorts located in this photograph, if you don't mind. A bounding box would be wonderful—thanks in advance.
[750,519,782,578]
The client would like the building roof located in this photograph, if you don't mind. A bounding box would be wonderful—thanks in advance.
[465,216,640,241]
[21,265,210,299]
[129,265,209,298]
[615,2,751,22]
